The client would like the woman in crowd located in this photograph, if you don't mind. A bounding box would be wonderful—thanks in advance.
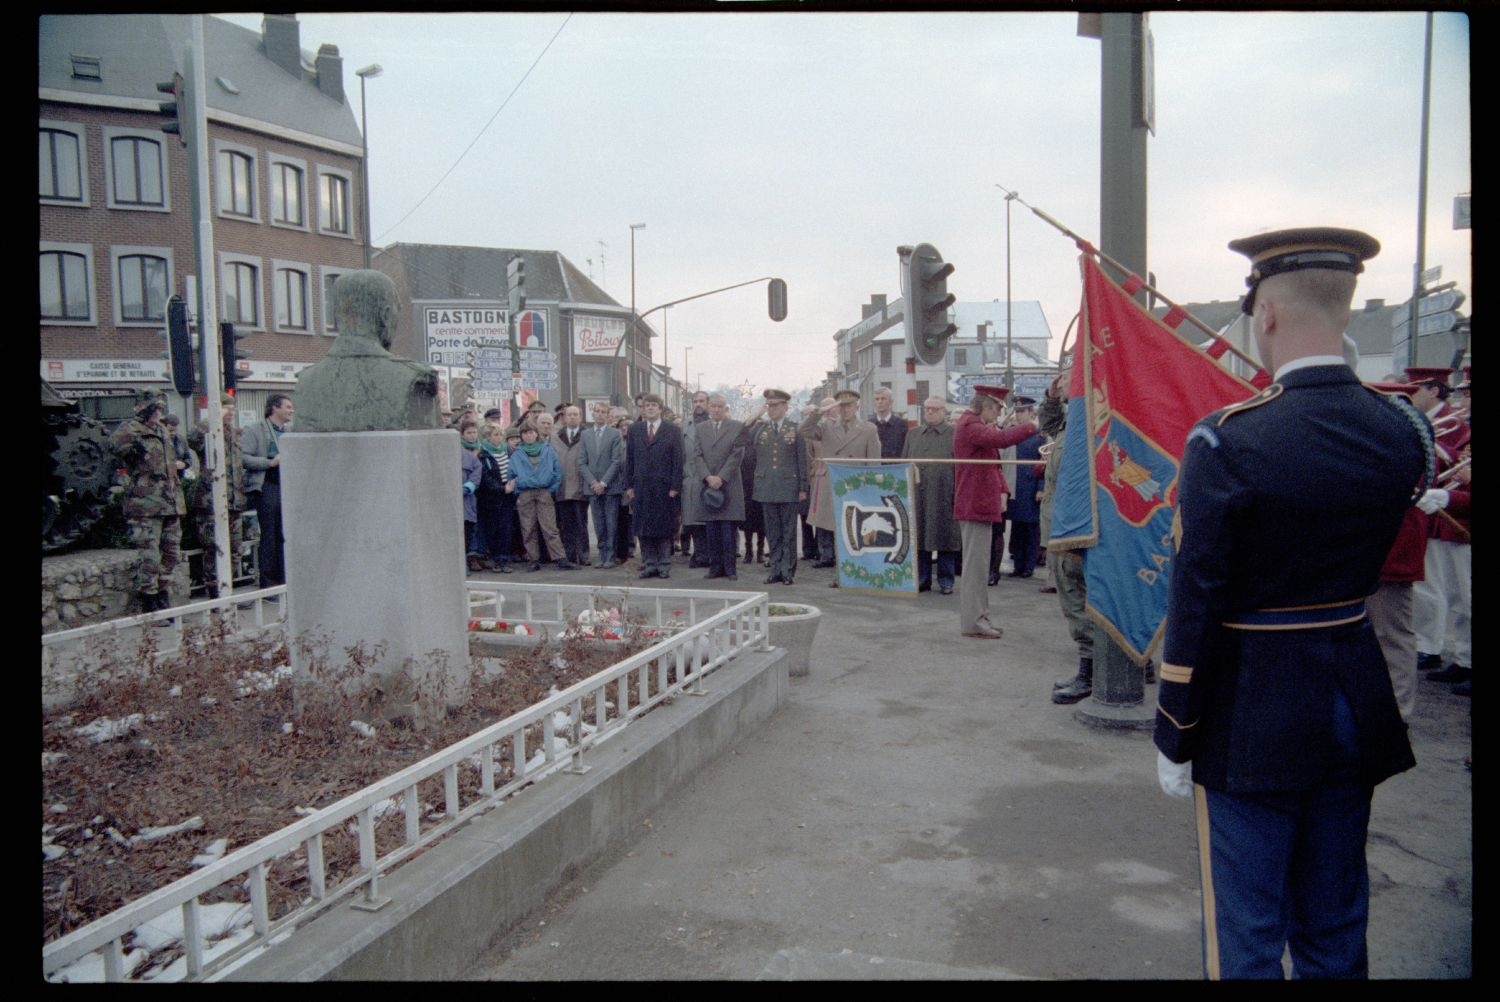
[459,416,483,572]
[506,419,574,571]
[476,421,516,572]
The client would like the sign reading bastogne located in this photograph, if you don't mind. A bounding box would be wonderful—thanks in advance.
[422,302,509,367]
[572,314,628,356]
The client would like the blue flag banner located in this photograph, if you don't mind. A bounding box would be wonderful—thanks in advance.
[828,461,918,595]
[1049,255,1258,663]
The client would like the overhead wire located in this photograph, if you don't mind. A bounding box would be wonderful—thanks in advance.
[374,13,574,244]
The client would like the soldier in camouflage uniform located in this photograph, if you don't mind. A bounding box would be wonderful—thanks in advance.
[109,388,186,611]
[187,393,247,597]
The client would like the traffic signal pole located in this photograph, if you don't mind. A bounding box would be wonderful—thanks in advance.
[178,16,232,597]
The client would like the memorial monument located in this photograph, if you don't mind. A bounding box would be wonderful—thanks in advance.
[280,270,468,723]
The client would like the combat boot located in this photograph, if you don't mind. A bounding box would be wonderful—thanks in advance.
[1052,657,1094,704]
[1054,656,1092,690]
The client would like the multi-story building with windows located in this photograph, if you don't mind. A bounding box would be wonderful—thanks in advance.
[39,13,364,424]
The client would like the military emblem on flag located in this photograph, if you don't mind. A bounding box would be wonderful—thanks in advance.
[1049,254,1258,663]
[829,462,917,595]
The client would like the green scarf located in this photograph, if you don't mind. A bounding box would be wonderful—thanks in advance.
[520,441,544,458]
[480,439,505,455]
[461,437,480,450]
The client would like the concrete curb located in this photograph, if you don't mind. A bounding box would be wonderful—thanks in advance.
[229,645,789,981]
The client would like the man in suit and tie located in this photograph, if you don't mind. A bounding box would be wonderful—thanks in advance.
[580,400,627,568]
[625,394,685,579]
[689,394,747,580]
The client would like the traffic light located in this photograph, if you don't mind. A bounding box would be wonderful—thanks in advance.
[767,278,788,322]
[221,321,249,392]
[156,72,188,148]
[905,243,957,366]
[166,296,195,396]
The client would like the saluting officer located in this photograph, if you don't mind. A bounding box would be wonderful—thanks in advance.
[1154,227,1430,979]
[744,389,808,585]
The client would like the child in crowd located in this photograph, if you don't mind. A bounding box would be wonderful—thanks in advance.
[506,420,574,571]
[476,421,515,572]
[459,416,483,573]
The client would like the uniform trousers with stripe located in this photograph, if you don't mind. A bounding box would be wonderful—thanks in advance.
[1194,783,1373,979]
[1412,539,1471,667]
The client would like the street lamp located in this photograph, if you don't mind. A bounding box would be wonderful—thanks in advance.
[995,184,1018,391]
[629,222,646,398]
[356,64,383,269]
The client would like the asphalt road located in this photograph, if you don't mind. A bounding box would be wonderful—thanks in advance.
[460,551,1472,980]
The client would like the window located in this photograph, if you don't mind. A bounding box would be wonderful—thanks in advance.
[320,267,351,334]
[39,125,85,203]
[216,145,256,218]
[879,344,892,367]
[274,263,310,331]
[318,167,352,235]
[916,380,930,403]
[40,245,93,323]
[953,348,968,367]
[270,159,305,227]
[221,255,261,326]
[116,252,170,323]
[104,129,168,210]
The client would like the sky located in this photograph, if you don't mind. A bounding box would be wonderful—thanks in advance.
[221,10,1471,392]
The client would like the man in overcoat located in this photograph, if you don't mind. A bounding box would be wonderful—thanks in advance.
[625,393,685,579]
[688,394,746,580]
[870,386,908,458]
[801,389,881,582]
[903,397,960,594]
[242,393,294,587]
[550,405,589,566]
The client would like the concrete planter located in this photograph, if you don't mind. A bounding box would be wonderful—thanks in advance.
[768,603,822,677]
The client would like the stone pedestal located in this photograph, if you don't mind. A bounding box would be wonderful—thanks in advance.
[280,430,469,720]
[1074,626,1153,731]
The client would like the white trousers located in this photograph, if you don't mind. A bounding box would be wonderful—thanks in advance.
[1412,539,1471,667]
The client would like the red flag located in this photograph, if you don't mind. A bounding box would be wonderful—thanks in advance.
[1051,254,1261,663]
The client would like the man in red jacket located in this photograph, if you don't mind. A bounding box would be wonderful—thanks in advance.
[953,385,1037,638]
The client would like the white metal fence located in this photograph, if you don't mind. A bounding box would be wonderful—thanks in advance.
[42,582,769,982]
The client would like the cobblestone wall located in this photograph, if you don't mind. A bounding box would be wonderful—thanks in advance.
[41,550,193,632]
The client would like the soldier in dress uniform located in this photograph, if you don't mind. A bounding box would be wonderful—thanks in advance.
[110,388,186,611]
[744,389,808,585]
[1154,227,1430,979]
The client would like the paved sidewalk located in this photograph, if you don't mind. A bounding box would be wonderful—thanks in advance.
[460,553,1472,980]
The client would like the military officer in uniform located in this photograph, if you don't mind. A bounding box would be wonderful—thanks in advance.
[801,388,881,585]
[110,388,186,612]
[1154,227,1430,979]
[744,389,808,585]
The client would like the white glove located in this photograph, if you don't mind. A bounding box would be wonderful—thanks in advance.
[1157,751,1193,799]
[181,470,197,482]
[1416,488,1450,514]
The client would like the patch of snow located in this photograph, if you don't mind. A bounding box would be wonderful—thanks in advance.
[43,841,67,861]
[43,751,68,769]
[73,713,144,743]
[167,685,182,697]
[46,946,149,983]
[192,838,228,867]
[131,816,204,845]
[350,720,376,738]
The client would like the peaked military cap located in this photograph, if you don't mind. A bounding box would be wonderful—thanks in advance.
[762,388,791,402]
[1230,226,1380,315]
[1404,366,1452,387]
[971,385,1009,403]
[1013,395,1037,408]
[834,389,860,403]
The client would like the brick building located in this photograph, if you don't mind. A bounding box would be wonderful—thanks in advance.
[39,14,364,425]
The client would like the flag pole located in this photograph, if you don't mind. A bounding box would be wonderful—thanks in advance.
[999,186,1265,375]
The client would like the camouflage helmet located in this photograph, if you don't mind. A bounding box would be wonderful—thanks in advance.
[133,387,165,412]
